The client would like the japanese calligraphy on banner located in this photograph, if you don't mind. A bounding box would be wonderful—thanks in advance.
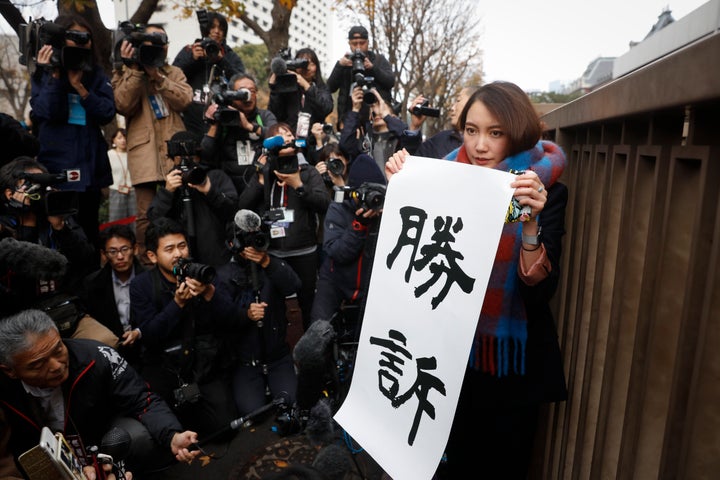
[334,156,515,480]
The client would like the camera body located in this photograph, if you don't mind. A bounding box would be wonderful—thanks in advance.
[173,382,201,407]
[233,226,271,252]
[16,171,80,217]
[412,99,441,118]
[172,257,216,284]
[194,8,221,58]
[113,21,167,68]
[349,49,366,77]
[334,182,386,210]
[211,87,251,126]
[275,403,308,436]
[174,157,208,186]
[18,18,93,74]
[327,158,345,176]
[278,47,309,71]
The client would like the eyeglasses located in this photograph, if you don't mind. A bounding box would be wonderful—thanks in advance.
[105,246,133,257]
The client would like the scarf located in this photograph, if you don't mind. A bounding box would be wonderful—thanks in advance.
[445,141,566,376]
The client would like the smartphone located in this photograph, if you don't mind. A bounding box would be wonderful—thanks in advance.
[18,427,87,479]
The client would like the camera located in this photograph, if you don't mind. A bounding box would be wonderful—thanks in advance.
[353,74,377,104]
[411,99,441,118]
[172,257,216,284]
[18,18,93,74]
[322,123,334,135]
[174,157,208,185]
[15,171,80,217]
[333,182,386,210]
[173,382,201,407]
[275,403,307,436]
[349,49,366,79]
[278,47,309,71]
[211,87,251,125]
[322,157,345,185]
[112,21,167,68]
[195,9,221,58]
[234,227,270,252]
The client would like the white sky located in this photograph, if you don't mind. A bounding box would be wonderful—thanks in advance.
[1,0,710,93]
[474,0,708,91]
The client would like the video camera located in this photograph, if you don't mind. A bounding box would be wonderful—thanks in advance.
[166,137,208,185]
[195,9,222,59]
[235,225,270,252]
[207,79,252,126]
[15,171,79,217]
[278,47,309,72]
[411,99,441,118]
[18,18,93,75]
[172,257,216,284]
[270,47,309,94]
[112,21,167,69]
[333,182,386,210]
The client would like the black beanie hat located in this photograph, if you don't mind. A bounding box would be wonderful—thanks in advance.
[348,153,386,187]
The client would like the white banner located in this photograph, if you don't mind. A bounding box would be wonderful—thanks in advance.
[334,156,515,480]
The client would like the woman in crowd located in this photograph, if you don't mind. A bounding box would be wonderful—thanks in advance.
[30,14,115,252]
[386,81,568,479]
[106,128,136,227]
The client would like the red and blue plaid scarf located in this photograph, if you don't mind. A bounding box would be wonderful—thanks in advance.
[445,141,566,376]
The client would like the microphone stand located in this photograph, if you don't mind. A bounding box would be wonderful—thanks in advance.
[180,156,198,256]
[251,258,271,397]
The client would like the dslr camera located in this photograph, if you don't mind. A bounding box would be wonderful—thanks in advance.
[172,257,216,284]
[348,49,377,104]
[411,99,441,118]
[166,137,208,185]
[18,18,93,75]
[333,182,386,210]
[112,21,168,68]
[322,157,345,185]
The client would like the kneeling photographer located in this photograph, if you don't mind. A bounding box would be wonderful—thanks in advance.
[201,73,277,195]
[216,209,301,417]
[147,131,237,267]
[130,217,239,438]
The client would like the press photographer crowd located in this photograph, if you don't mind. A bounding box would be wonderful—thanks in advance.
[0,8,568,480]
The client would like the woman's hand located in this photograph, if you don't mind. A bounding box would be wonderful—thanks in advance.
[385,148,409,182]
[351,87,364,112]
[510,170,547,219]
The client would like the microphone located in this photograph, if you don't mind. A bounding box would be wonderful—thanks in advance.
[234,209,262,233]
[312,444,352,480]
[262,135,286,151]
[100,426,132,461]
[270,56,287,76]
[304,397,335,445]
[0,238,68,280]
[22,172,68,186]
[187,393,290,451]
[293,320,336,410]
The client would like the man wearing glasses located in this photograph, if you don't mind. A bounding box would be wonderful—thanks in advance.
[201,72,277,195]
[79,224,145,366]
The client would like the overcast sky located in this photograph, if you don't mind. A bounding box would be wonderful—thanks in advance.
[475,0,708,91]
[1,0,710,94]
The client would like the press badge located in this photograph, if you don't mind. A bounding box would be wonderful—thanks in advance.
[67,94,86,126]
[148,94,169,119]
[236,140,254,166]
[270,226,286,238]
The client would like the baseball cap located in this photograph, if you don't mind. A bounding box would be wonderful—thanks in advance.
[348,26,369,40]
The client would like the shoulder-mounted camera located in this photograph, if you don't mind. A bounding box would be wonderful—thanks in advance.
[18,18,93,75]
[112,21,167,69]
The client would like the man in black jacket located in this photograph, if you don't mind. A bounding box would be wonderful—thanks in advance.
[173,11,245,141]
[80,224,145,366]
[327,25,395,125]
[0,309,199,478]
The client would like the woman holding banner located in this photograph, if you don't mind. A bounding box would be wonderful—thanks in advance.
[386,81,568,479]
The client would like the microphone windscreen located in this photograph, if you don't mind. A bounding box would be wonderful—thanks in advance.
[270,56,287,75]
[293,320,336,372]
[100,427,132,461]
[0,238,68,280]
[312,444,351,480]
[305,398,335,445]
[234,209,262,233]
[262,135,286,150]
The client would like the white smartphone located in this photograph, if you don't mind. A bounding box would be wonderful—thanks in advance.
[18,426,87,480]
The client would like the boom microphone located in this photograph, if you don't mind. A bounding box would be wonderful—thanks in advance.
[234,209,262,233]
[304,397,335,445]
[270,56,288,76]
[312,444,352,480]
[294,320,336,410]
[262,135,286,151]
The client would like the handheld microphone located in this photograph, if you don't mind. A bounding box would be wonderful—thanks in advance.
[270,56,288,76]
[187,393,290,451]
[100,427,132,461]
[233,209,262,233]
[262,135,286,151]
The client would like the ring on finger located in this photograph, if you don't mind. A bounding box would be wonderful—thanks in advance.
[538,185,545,193]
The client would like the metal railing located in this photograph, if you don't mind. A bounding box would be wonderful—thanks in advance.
[535,31,720,480]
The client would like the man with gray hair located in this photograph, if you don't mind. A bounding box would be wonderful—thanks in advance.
[0,309,200,478]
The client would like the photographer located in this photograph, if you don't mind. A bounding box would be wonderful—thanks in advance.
[173,11,245,141]
[327,25,395,125]
[339,87,407,176]
[216,219,301,416]
[0,309,200,478]
[200,72,277,195]
[130,217,239,438]
[237,123,331,331]
[310,154,385,325]
[147,131,237,267]
[30,14,115,251]
[268,48,333,138]
[112,24,193,264]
